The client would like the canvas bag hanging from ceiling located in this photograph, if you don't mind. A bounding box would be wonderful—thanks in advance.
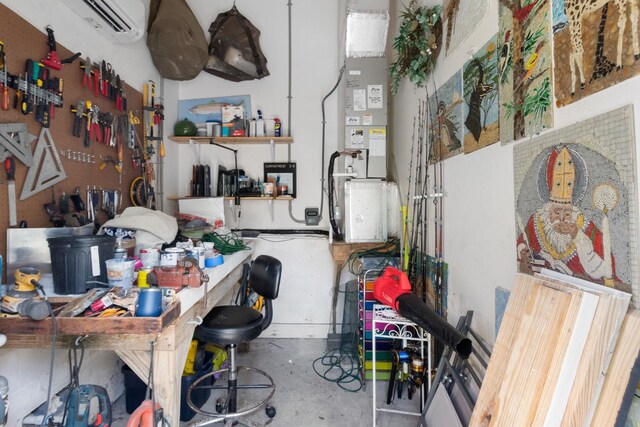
[204,6,270,82]
[147,0,208,80]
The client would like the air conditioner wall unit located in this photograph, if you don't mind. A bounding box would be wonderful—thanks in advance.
[60,0,145,44]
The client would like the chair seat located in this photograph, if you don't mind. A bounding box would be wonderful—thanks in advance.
[195,305,264,345]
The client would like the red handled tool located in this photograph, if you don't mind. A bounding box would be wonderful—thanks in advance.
[93,63,100,97]
[373,267,472,359]
[42,26,61,70]
[81,56,92,88]
[41,26,81,70]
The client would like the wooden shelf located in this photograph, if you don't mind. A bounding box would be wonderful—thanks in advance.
[167,195,294,201]
[168,136,293,144]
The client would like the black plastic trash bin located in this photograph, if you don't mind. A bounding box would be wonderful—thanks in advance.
[122,356,213,420]
[121,365,148,414]
[48,235,115,294]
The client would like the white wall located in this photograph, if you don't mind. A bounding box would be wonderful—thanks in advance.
[160,0,344,338]
[390,0,640,343]
[2,1,343,423]
[164,0,342,232]
[0,1,158,424]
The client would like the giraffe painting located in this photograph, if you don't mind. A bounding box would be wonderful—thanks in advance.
[554,0,640,106]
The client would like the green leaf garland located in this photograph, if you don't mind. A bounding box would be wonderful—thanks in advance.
[390,3,442,94]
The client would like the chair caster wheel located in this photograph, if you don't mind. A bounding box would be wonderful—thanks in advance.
[265,405,276,418]
[216,398,224,414]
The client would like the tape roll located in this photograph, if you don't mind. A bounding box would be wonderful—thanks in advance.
[205,254,224,268]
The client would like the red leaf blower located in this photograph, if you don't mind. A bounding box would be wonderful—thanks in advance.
[373,267,472,359]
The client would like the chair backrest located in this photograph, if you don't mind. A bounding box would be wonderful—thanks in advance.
[250,255,282,300]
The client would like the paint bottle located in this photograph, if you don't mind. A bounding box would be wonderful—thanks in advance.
[274,118,281,137]
[256,110,265,137]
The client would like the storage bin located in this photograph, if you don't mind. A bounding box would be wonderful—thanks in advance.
[48,235,116,294]
[121,364,148,414]
[122,356,214,421]
[180,356,214,421]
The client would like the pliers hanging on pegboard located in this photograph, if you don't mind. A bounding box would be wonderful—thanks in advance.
[91,104,101,143]
[71,100,85,137]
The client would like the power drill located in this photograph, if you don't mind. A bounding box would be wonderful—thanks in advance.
[0,267,49,320]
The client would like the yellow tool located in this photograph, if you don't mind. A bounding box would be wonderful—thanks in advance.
[0,267,42,314]
[99,156,122,173]
[96,308,126,317]
[183,339,199,375]
[128,111,140,125]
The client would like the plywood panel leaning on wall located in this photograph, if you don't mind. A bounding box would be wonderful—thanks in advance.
[592,309,640,425]
[469,272,630,426]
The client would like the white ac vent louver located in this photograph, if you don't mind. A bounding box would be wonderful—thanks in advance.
[61,0,145,44]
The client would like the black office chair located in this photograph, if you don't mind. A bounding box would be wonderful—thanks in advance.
[186,255,282,426]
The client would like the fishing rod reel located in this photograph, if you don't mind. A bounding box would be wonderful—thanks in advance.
[387,343,426,403]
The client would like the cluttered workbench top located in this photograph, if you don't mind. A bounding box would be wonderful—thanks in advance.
[175,243,253,315]
[0,243,253,342]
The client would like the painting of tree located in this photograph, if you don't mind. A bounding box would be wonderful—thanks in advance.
[499,0,554,143]
[463,35,500,154]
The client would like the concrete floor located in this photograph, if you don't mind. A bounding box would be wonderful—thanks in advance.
[112,338,423,426]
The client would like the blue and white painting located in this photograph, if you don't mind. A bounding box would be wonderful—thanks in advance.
[177,95,252,126]
[428,69,464,161]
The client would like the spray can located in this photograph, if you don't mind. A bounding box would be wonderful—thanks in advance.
[256,110,265,137]
[274,118,281,137]
[114,238,127,259]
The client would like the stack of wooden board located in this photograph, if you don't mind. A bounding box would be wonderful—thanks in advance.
[469,272,638,426]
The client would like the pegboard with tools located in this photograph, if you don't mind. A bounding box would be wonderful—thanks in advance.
[0,3,146,279]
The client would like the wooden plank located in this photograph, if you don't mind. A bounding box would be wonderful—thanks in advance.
[591,309,640,426]
[329,241,391,264]
[0,332,176,351]
[535,271,631,426]
[491,279,578,426]
[0,299,181,335]
[469,274,587,426]
[168,136,293,144]
[561,293,629,426]
[540,291,599,426]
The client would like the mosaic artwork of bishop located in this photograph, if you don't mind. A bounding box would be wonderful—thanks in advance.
[513,105,638,304]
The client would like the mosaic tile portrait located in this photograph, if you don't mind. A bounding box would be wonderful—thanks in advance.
[513,105,639,305]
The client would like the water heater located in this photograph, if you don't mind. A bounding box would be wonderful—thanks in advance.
[344,179,387,243]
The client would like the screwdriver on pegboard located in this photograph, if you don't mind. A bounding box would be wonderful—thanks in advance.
[0,41,8,111]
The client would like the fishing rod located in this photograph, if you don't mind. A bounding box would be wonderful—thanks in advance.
[430,80,445,318]
[408,101,425,285]
[404,114,418,272]
[409,101,427,288]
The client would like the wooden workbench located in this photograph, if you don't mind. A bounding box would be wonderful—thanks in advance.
[0,248,253,426]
